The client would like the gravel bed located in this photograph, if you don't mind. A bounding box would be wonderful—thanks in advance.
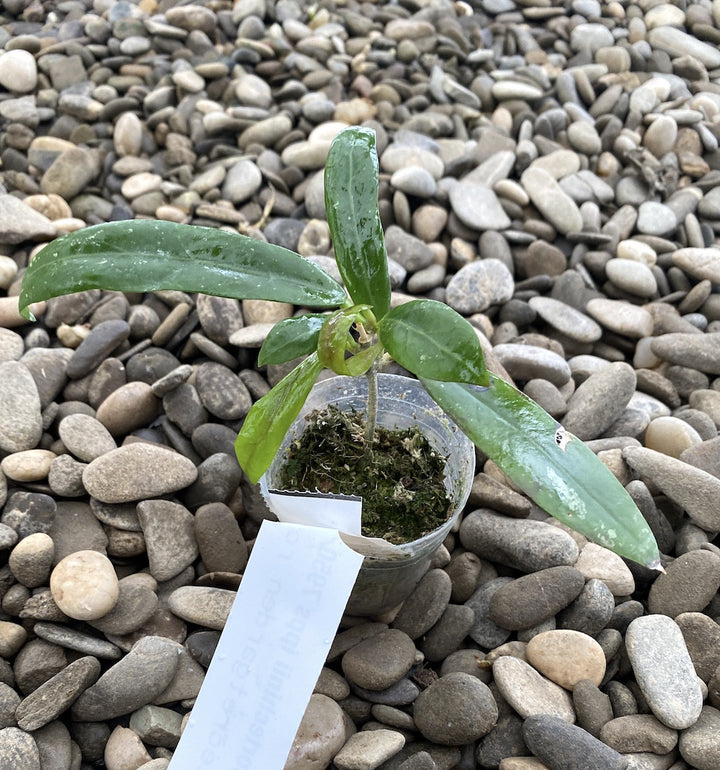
[2,0,720,768]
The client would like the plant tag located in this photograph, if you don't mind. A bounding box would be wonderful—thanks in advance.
[264,487,363,534]
[168,519,364,770]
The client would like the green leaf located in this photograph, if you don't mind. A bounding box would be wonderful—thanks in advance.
[258,313,329,366]
[235,353,324,483]
[324,127,391,320]
[19,220,346,320]
[422,375,661,569]
[379,300,489,386]
[317,307,382,376]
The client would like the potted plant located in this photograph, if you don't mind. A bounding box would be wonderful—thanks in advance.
[19,127,661,613]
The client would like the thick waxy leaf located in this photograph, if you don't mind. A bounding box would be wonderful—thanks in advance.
[19,220,346,320]
[379,300,488,386]
[317,307,382,376]
[235,353,324,483]
[258,313,329,366]
[422,375,661,569]
[324,127,391,319]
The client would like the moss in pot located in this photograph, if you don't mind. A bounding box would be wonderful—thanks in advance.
[19,126,662,613]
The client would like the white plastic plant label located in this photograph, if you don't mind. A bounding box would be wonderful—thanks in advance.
[168,518,364,770]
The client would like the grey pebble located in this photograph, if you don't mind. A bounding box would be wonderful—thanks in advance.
[0,362,42,453]
[15,656,101,731]
[522,714,627,770]
[58,413,116,462]
[648,550,720,617]
[33,622,122,659]
[413,672,497,745]
[493,656,575,722]
[625,614,703,730]
[460,510,579,572]
[528,297,602,344]
[419,604,474,662]
[493,343,571,387]
[650,332,720,375]
[87,581,159,636]
[448,183,511,231]
[599,714,678,755]
[676,612,720,683]
[66,320,130,380]
[194,502,247,574]
[465,577,514,649]
[385,226,435,273]
[391,569,452,640]
[342,629,416,691]
[678,705,720,769]
[71,636,180,721]
[194,362,252,420]
[167,586,235,631]
[558,578,615,637]
[445,259,514,315]
[489,566,586,631]
[0,727,41,770]
[137,500,199,582]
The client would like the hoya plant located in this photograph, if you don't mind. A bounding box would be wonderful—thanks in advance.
[19,127,661,570]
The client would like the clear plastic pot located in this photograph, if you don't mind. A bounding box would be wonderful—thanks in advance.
[261,373,475,616]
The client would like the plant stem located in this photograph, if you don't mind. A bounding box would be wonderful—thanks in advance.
[365,364,378,448]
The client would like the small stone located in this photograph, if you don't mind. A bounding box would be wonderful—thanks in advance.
[460,510,579,572]
[526,630,606,689]
[678,705,720,769]
[448,183,511,231]
[95,381,160,437]
[573,543,635,596]
[392,569,452,640]
[222,160,262,204]
[137,500,198,582]
[88,580,159,636]
[527,297,601,343]
[522,715,627,770]
[648,550,720,617]
[58,414,117,462]
[626,614,704,729]
[599,714,678,754]
[489,566,585,631]
[562,362,637,440]
[676,612,720,682]
[521,167,583,235]
[636,201,677,237]
[644,415,703,459]
[342,629,416,691]
[1,450,55,483]
[420,604,475,663]
[194,503,247,574]
[15,656,101,731]
[623,446,720,531]
[493,344,571,387]
[0,362,42,453]
[285,694,345,770]
[605,259,658,297]
[50,550,119,621]
[650,332,720,374]
[129,705,182,749]
[0,621,27,657]
[82,444,198,504]
[104,725,153,770]
[672,247,720,285]
[493,656,575,722]
[585,298,654,338]
[0,727,41,770]
[413,672,497,745]
[0,50,37,93]
[445,259,514,314]
[71,636,181,721]
[167,586,235,631]
[8,532,54,588]
[333,729,405,770]
[194,362,252,420]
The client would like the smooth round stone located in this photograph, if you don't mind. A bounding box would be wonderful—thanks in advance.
[445,259,514,314]
[493,343,572,386]
[71,636,181,721]
[391,167,436,198]
[113,111,143,156]
[527,297,602,343]
[15,656,101,732]
[221,159,262,204]
[8,532,54,589]
[66,320,130,380]
[82,444,198,504]
[234,73,272,108]
[460,510,579,572]
[385,226,435,272]
[0,727,41,770]
[0,361,42,453]
[650,332,720,374]
[599,714,678,754]
[623,446,720,531]
[523,715,627,770]
[636,202,678,237]
[647,25,720,68]
[573,543,635,596]
[381,145,444,180]
[334,729,405,770]
[567,122,601,155]
[521,167,583,235]
[617,238,657,266]
[562,362,637,440]
[285,694,345,770]
[558,578,615,637]
[1,449,55,482]
[420,604,475,662]
[626,614,704,729]
[643,115,678,158]
[88,580,159,636]
[672,247,720,284]
[526,630,606,689]
[648,550,720,617]
[194,502,247,574]
[0,621,27,658]
[0,49,37,93]
[194,362,252,420]
[585,298,654,338]
[58,414,117,462]
[50,550,119,621]
[342,629,416,691]
[121,172,162,200]
[167,586,235,630]
[413,672,498,745]
[676,612,720,682]
[104,725,152,770]
[605,258,658,297]
[392,569,451,640]
[137,500,199,582]
[489,566,585,631]
[492,80,543,100]
[33,622,121,659]
[644,415,703,459]
[679,705,720,769]
[449,183,511,231]
[493,656,575,722]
